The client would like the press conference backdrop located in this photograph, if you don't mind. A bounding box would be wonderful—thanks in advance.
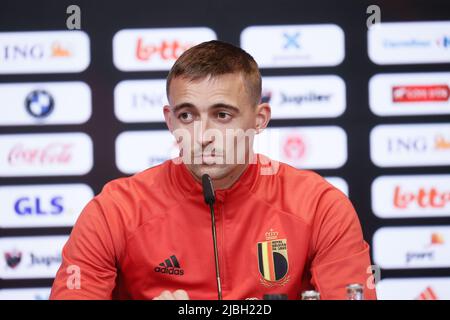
[1,0,450,300]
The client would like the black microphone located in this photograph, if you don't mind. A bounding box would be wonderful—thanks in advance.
[201,174,222,300]
[202,174,216,206]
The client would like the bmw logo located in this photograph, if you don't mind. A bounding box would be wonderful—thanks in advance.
[25,90,55,118]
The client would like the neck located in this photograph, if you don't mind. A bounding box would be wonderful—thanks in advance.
[212,163,249,190]
[187,151,255,191]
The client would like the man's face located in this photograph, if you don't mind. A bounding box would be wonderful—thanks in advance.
[164,73,269,182]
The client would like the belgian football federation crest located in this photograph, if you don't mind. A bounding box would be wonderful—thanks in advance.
[257,230,290,287]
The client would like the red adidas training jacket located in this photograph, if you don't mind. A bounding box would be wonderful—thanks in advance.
[50,154,377,300]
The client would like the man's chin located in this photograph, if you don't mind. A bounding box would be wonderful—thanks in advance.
[188,163,230,180]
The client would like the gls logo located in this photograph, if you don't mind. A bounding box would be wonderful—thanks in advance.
[0,184,92,229]
[14,196,64,216]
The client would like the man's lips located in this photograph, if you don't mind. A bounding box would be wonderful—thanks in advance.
[192,153,224,164]
[193,156,223,160]
[192,152,223,158]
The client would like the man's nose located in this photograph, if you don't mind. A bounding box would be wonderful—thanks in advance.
[194,118,215,147]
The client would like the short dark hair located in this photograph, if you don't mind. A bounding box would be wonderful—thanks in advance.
[166,40,261,105]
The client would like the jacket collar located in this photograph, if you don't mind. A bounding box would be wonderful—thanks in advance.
[169,153,264,204]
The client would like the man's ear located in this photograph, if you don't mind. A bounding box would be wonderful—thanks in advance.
[163,105,173,133]
[255,102,271,134]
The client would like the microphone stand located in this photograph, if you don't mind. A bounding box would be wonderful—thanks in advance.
[202,174,223,300]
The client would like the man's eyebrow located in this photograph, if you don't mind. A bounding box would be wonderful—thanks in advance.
[209,103,240,113]
[171,102,241,114]
[171,103,196,113]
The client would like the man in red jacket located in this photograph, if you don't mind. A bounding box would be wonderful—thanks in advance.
[50,40,376,300]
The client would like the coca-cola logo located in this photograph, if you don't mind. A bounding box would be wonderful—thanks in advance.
[7,143,74,165]
[135,38,193,61]
[394,186,450,209]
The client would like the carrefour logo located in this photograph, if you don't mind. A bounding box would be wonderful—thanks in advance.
[368,21,450,64]
[438,36,450,48]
